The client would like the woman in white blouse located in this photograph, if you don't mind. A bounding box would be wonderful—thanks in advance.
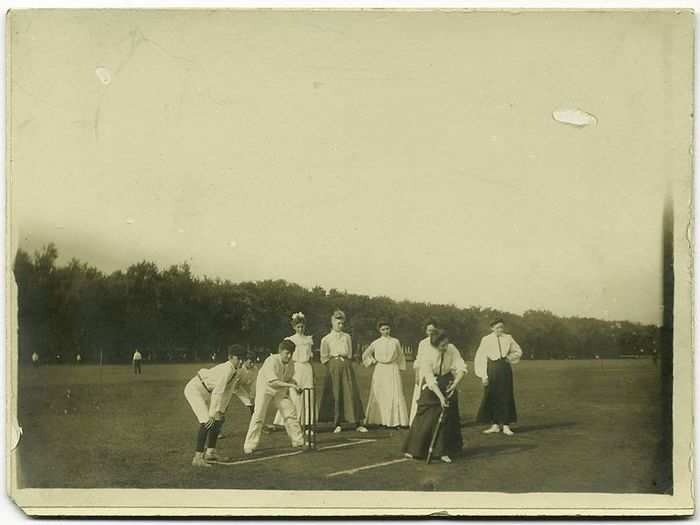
[474,318,523,436]
[318,310,367,433]
[273,312,315,430]
[362,320,409,428]
[402,329,467,463]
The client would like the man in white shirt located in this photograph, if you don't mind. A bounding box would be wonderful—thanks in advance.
[184,344,247,467]
[474,318,523,436]
[31,352,39,367]
[409,318,439,424]
[243,340,305,454]
[132,349,143,375]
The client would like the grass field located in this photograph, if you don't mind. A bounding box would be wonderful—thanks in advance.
[16,359,671,493]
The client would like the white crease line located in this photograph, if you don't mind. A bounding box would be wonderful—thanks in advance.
[216,450,304,466]
[327,458,410,477]
[320,438,376,450]
[216,438,376,466]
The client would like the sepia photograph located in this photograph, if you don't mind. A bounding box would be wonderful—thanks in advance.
[5,7,694,517]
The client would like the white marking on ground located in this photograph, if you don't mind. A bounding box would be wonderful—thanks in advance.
[327,458,410,477]
[216,438,376,466]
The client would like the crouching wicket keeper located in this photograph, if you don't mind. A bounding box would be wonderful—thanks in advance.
[184,344,247,467]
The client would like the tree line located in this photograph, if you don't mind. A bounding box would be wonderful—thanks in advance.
[13,243,660,364]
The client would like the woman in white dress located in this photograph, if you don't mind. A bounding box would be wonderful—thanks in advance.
[362,320,409,428]
[273,312,314,428]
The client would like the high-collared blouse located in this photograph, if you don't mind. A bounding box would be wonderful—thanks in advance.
[418,343,467,388]
[286,333,314,363]
[362,336,406,370]
[320,330,352,364]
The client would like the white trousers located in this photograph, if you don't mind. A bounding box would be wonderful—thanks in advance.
[184,377,211,424]
[244,389,304,453]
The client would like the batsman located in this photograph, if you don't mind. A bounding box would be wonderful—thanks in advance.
[402,328,467,464]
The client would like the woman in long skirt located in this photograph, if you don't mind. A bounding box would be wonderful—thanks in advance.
[474,318,523,436]
[362,320,409,428]
[318,310,368,433]
[409,318,439,425]
[273,312,315,431]
[402,329,467,464]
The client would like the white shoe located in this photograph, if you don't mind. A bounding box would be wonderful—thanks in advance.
[192,454,212,468]
[482,425,500,434]
[243,449,254,456]
[502,426,514,436]
[204,451,233,462]
[403,453,414,459]
[333,426,342,433]
[356,425,368,433]
[440,455,452,464]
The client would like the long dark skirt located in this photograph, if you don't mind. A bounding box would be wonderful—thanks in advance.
[476,358,517,424]
[318,358,365,426]
[402,375,462,459]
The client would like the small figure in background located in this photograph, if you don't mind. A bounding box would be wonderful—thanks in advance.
[133,349,143,375]
[31,352,39,368]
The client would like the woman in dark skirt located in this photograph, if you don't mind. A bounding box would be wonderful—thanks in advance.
[474,318,523,436]
[318,310,368,433]
[402,329,467,464]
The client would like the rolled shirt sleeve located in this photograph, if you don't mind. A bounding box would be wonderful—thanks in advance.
[474,337,488,379]
[448,344,468,375]
[507,336,523,364]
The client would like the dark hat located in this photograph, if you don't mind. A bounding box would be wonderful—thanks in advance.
[490,318,505,327]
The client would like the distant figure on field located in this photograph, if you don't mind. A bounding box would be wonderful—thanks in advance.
[31,352,39,367]
[76,353,82,364]
[55,353,63,364]
[475,318,523,436]
[132,349,143,375]
[362,320,409,428]
[318,310,367,433]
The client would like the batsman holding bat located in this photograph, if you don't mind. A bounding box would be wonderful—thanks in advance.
[402,328,466,464]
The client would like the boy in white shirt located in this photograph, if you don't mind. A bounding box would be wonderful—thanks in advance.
[184,344,246,467]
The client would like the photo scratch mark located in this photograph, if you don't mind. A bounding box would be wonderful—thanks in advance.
[552,108,597,127]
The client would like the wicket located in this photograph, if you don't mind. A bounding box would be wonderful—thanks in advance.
[301,387,317,450]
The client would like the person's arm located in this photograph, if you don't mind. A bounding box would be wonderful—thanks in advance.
[320,337,330,365]
[474,339,488,384]
[446,346,467,396]
[346,335,353,359]
[362,342,376,367]
[419,357,448,408]
[508,337,523,364]
[210,367,236,418]
[264,360,300,391]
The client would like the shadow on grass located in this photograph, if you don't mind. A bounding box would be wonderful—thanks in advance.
[512,421,577,434]
[462,442,538,460]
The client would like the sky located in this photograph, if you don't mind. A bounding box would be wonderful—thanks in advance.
[9,10,693,325]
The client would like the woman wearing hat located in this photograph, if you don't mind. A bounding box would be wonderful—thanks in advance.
[474,318,523,435]
[318,310,368,433]
[362,320,409,428]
